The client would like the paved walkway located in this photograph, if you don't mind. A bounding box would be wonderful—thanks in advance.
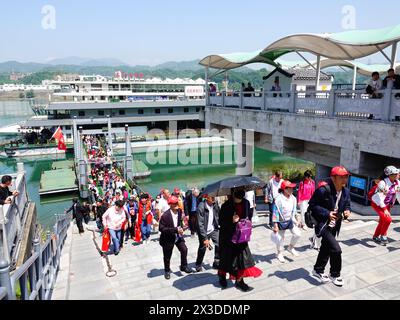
[52,217,400,300]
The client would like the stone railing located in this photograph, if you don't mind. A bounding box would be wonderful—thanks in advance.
[207,89,400,121]
[0,213,71,300]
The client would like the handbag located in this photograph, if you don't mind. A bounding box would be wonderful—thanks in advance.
[101,228,111,252]
[274,199,295,231]
[232,219,253,244]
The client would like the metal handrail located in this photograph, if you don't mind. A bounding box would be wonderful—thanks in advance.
[0,213,71,300]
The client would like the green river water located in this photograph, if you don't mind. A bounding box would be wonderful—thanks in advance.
[0,100,313,228]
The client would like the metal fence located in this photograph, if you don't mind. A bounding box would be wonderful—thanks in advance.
[0,165,29,266]
[0,213,71,300]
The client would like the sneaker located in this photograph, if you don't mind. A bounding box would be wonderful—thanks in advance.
[195,265,203,273]
[373,237,381,244]
[312,270,331,283]
[288,247,299,257]
[277,253,286,263]
[164,271,171,280]
[180,266,193,274]
[380,236,389,246]
[235,279,254,292]
[330,276,344,287]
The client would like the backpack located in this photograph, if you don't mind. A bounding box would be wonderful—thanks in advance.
[368,180,382,202]
[231,219,252,244]
[304,184,331,229]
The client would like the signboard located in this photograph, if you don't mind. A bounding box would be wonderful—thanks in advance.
[349,175,367,197]
[185,86,204,97]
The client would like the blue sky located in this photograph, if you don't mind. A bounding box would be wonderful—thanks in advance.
[1,0,399,65]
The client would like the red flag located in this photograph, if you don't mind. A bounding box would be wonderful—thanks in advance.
[129,73,133,79]
[52,127,63,141]
[134,73,138,79]
[58,134,67,151]
[139,73,143,78]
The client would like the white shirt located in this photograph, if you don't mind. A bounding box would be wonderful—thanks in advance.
[206,203,215,234]
[372,178,400,208]
[159,197,170,215]
[274,194,296,222]
[270,178,283,200]
[171,210,179,228]
[245,191,256,209]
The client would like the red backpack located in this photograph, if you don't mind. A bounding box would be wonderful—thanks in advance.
[368,181,382,202]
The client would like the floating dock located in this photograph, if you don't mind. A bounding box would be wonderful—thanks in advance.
[39,160,78,196]
[133,160,151,179]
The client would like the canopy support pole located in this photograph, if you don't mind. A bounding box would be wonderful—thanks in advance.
[377,45,392,64]
[352,66,357,91]
[315,55,321,90]
[391,42,398,69]
[296,51,317,70]
[225,71,228,92]
[205,67,209,106]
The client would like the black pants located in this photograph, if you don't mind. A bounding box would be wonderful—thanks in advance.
[189,211,198,235]
[162,240,188,272]
[314,227,342,278]
[76,217,84,233]
[196,230,220,266]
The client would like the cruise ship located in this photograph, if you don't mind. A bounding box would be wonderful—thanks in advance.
[20,73,208,144]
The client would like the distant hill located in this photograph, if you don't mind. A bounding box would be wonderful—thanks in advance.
[0,61,48,73]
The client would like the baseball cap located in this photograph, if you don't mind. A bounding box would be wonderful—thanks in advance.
[168,196,179,205]
[330,166,351,177]
[281,181,296,189]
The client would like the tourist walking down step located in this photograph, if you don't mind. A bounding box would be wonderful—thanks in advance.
[102,200,127,256]
[309,166,351,287]
[218,190,262,292]
[297,170,315,230]
[195,194,221,272]
[272,181,302,263]
[185,188,201,237]
[265,171,284,229]
[159,196,193,280]
[370,166,400,246]
[65,198,86,234]
[135,193,154,245]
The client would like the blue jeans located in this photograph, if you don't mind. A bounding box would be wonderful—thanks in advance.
[109,229,122,254]
[141,222,152,241]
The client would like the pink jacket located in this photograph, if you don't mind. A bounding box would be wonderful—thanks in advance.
[297,179,315,203]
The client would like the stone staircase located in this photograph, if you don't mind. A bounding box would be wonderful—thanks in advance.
[52,218,400,300]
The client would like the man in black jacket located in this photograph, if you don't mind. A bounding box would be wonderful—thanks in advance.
[195,194,220,272]
[0,175,19,205]
[65,198,85,234]
[159,196,193,280]
[309,166,352,287]
[184,188,200,237]
[383,68,400,90]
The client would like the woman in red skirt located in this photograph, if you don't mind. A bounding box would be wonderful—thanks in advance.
[218,189,263,292]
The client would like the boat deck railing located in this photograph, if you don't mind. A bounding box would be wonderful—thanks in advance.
[208,89,400,122]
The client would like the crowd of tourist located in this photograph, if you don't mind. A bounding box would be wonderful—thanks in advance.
[63,138,399,292]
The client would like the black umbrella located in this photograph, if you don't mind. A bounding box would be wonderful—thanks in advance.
[203,176,266,197]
